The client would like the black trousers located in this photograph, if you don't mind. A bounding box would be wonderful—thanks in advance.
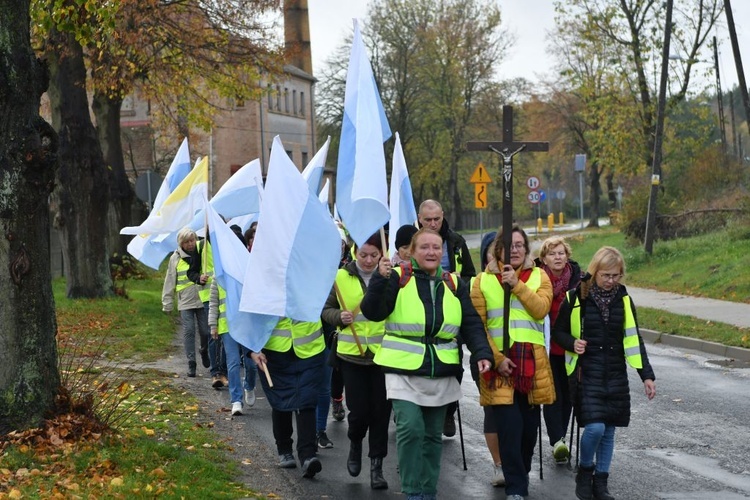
[272,407,317,463]
[492,392,540,497]
[543,353,572,446]
[331,364,344,400]
[340,361,392,458]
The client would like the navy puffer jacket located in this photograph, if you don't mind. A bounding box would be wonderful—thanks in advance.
[552,284,655,427]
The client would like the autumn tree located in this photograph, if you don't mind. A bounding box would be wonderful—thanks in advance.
[0,0,60,432]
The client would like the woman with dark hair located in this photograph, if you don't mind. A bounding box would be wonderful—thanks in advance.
[321,232,390,489]
[470,224,554,500]
[361,228,493,500]
[553,246,656,500]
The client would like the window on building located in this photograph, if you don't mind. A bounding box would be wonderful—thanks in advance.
[300,92,305,116]
[276,85,281,111]
[301,151,308,166]
[284,88,289,113]
[286,150,293,162]
[293,90,297,114]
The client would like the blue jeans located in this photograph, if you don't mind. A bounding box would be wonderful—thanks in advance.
[204,303,226,376]
[180,307,209,364]
[579,422,616,473]
[315,347,333,432]
[222,332,251,404]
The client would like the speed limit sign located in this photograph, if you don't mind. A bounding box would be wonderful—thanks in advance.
[527,191,541,204]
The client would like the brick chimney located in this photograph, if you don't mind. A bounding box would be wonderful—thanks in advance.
[283,0,313,75]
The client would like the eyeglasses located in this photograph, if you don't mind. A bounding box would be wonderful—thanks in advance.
[598,272,622,282]
[510,243,525,250]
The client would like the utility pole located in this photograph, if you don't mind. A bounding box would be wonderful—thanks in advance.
[644,0,673,255]
[713,37,727,151]
[724,0,750,138]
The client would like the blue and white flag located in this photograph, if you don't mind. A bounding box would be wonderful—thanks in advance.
[318,178,331,213]
[335,19,392,247]
[126,138,191,268]
[301,137,330,196]
[238,136,341,351]
[388,132,418,257]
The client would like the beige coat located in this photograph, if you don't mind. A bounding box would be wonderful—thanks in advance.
[470,258,555,406]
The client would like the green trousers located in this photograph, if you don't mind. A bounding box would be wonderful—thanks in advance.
[392,399,448,495]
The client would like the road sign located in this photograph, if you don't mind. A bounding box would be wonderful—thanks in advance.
[469,162,493,183]
[526,176,540,190]
[474,183,488,209]
[575,154,586,172]
[527,190,541,204]
[556,190,566,200]
[539,189,546,202]
[135,170,162,207]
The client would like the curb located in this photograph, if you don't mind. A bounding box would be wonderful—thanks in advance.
[641,328,750,365]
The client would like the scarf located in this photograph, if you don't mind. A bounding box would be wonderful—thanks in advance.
[589,283,620,324]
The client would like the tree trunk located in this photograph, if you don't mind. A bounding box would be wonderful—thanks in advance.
[0,0,61,433]
[92,91,133,257]
[587,161,601,228]
[46,27,114,298]
[605,170,617,213]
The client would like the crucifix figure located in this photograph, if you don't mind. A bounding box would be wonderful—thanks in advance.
[466,105,549,356]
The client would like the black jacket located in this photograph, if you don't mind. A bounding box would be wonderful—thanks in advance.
[360,266,493,378]
[552,283,655,427]
[436,220,476,280]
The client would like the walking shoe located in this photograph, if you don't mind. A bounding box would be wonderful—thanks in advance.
[220,374,229,387]
[331,397,345,421]
[212,375,223,389]
[231,401,243,416]
[370,457,388,490]
[317,431,333,449]
[244,389,256,407]
[553,438,570,464]
[301,456,322,478]
[491,463,505,486]
[347,440,362,477]
[199,348,210,368]
[442,411,456,437]
[278,452,296,469]
[187,361,197,377]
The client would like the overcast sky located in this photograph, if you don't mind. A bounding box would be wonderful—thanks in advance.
[307,0,750,92]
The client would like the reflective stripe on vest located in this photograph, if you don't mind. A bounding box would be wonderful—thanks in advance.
[564,293,643,376]
[479,268,545,349]
[175,258,192,292]
[264,318,324,358]
[216,286,228,335]
[334,269,386,356]
[373,268,461,371]
[197,240,214,303]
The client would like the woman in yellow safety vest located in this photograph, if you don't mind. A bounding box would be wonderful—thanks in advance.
[321,233,389,490]
[361,228,493,500]
[552,246,656,500]
[250,318,326,480]
[162,227,210,378]
[470,224,554,500]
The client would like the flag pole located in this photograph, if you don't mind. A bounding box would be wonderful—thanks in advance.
[380,227,388,259]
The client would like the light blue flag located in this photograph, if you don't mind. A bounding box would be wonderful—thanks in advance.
[301,137,330,195]
[205,203,276,352]
[238,136,341,351]
[335,19,392,247]
[126,138,191,268]
[187,159,263,232]
[388,132,418,257]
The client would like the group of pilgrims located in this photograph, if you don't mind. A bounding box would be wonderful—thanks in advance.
[161,199,656,500]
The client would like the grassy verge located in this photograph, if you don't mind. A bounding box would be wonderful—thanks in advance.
[1,275,261,499]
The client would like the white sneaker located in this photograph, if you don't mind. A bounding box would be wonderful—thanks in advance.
[491,463,505,486]
[244,389,256,407]
[231,401,243,416]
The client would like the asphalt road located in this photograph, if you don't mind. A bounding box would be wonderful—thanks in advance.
[151,338,750,500]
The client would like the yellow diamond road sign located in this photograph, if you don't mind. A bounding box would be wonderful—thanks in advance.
[469,162,492,183]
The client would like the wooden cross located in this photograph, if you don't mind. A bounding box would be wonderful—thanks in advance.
[466,105,549,356]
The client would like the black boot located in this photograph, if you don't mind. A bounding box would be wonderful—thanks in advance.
[593,472,615,500]
[370,457,388,490]
[187,361,197,377]
[347,440,362,477]
[576,465,594,500]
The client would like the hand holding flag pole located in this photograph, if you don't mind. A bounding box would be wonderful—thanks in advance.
[250,351,273,388]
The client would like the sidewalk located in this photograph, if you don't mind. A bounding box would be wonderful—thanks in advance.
[627,286,750,364]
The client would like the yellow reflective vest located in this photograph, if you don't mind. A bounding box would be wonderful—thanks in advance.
[264,318,325,359]
[564,291,643,376]
[373,268,461,373]
[479,267,545,350]
[335,269,385,356]
[196,239,213,303]
[175,258,193,293]
[215,286,228,335]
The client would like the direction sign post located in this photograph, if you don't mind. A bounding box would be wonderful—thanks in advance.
[469,163,493,237]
